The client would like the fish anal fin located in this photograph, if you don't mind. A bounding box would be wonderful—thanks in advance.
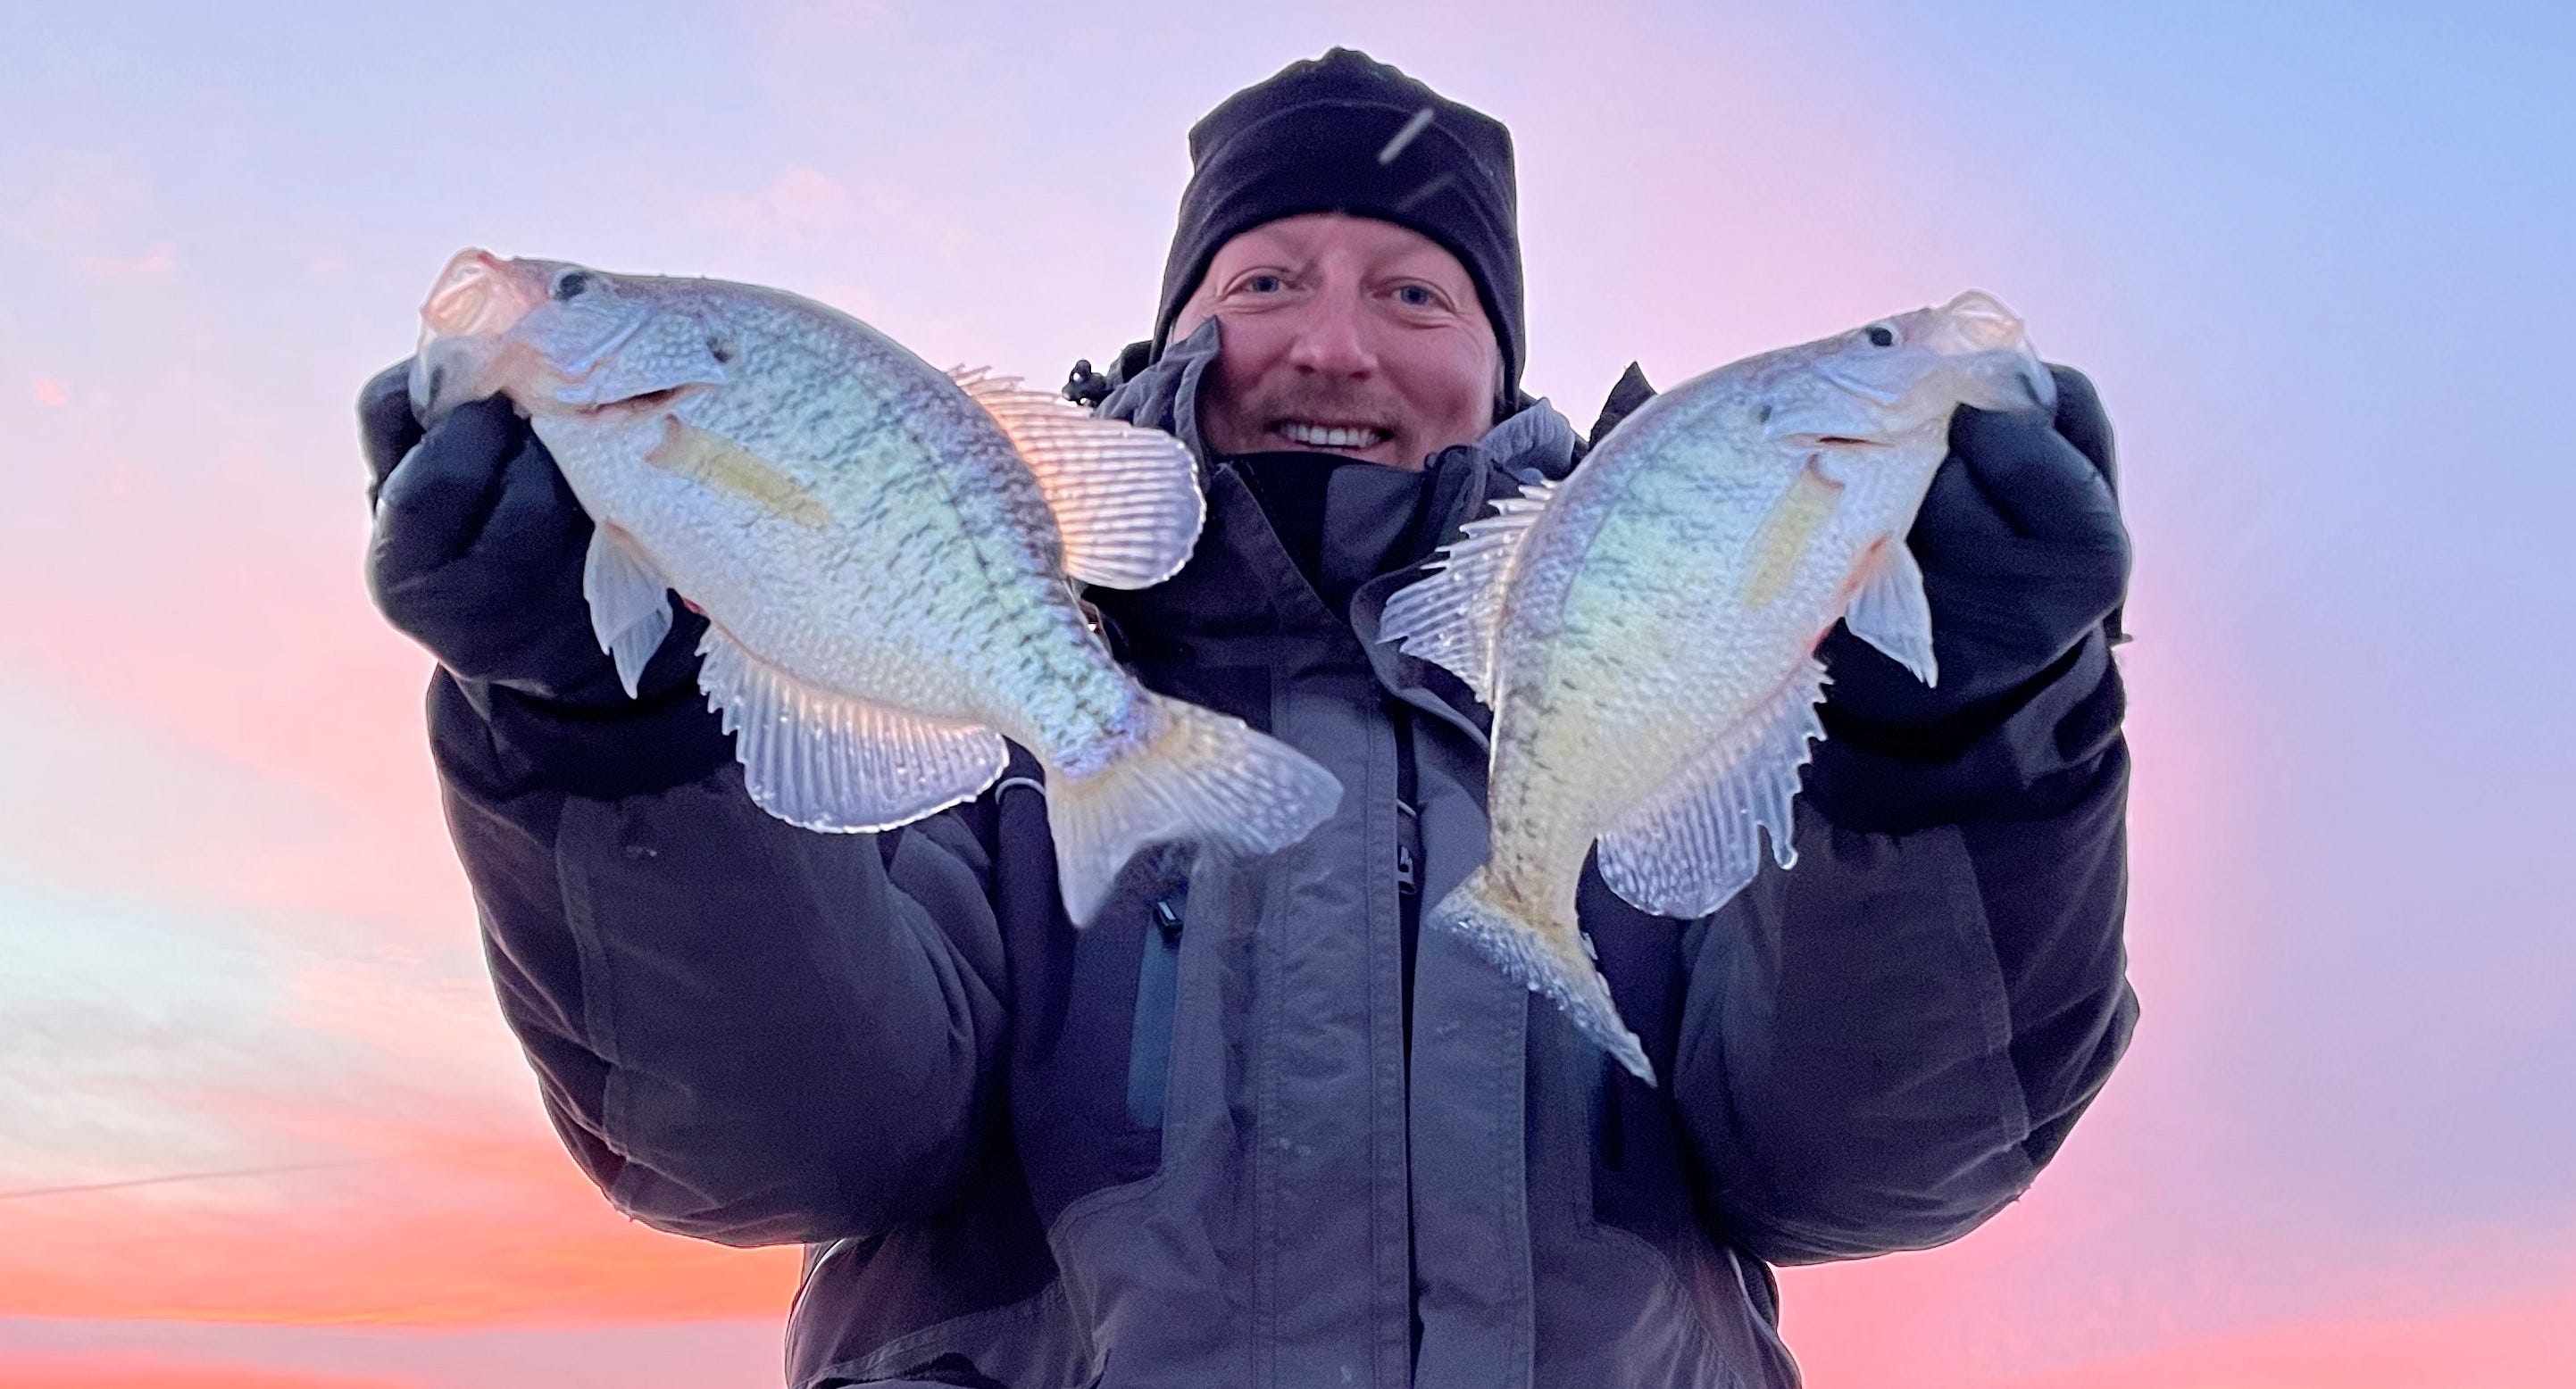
[583,524,675,697]
[1596,656,1827,919]
[645,417,832,528]
[695,626,1008,832]
[1376,478,1557,703]
[1843,539,1938,686]
[949,366,1206,590]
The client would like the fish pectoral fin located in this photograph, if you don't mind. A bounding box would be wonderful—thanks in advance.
[1376,478,1557,703]
[949,366,1205,590]
[1842,539,1938,686]
[695,626,1009,832]
[584,525,676,698]
[1596,656,1827,919]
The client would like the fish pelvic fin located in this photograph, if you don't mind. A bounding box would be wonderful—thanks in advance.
[1842,538,1938,686]
[1377,478,1557,703]
[1596,655,1826,920]
[949,366,1206,590]
[695,626,1008,833]
[1046,692,1341,927]
[1433,867,1654,1085]
[583,525,676,698]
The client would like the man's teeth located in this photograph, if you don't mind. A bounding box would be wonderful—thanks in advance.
[1280,422,1380,449]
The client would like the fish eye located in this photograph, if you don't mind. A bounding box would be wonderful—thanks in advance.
[1864,323,1897,348]
[551,268,593,302]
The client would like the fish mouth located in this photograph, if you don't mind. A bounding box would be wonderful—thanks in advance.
[571,382,707,417]
[1780,433,1890,449]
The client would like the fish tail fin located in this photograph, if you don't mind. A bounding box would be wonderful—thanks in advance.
[1046,691,1342,926]
[1432,868,1655,1085]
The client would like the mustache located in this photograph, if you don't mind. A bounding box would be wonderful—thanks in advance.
[1242,382,1405,430]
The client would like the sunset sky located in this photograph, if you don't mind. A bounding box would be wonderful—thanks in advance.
[4,2,2572,1385]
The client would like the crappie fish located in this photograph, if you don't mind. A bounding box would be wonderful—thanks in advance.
[409,250,1341,922]
[1380,292,2052,1083]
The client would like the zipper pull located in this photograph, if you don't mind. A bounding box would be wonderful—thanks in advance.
[1395,801,1421,896]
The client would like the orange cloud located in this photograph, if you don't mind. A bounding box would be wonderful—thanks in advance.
[0,1078,800,1326]
[0,1356,419,1389]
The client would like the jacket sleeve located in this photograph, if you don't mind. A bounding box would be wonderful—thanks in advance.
[431,670,1012,1249]
[1673,630,2138,1265]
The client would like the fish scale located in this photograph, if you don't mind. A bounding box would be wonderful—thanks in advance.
[1381,291,2053,1082]
[411,249,1341,922]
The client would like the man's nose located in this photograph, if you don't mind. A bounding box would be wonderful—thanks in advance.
[1283,289,1378,378]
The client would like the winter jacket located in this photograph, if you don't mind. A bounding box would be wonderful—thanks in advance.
[429,324,2137,1388]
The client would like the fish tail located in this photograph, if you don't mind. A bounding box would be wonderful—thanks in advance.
[1046,692,1342,927]
[1432,868,1655,1085]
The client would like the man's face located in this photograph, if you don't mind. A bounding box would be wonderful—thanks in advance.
[1170,212,1502,471]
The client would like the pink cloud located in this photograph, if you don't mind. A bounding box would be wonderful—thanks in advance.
[1976,1272,2576,1389]
[0,151,156,256]
[33,378,71,407]
[73,241,179,279]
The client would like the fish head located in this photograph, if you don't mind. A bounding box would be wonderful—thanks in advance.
[410,250,733,424]
[1754,291,2053,470]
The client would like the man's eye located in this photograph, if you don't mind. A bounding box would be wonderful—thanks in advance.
[1240,273,1286,294]
[1395,284,1439,308]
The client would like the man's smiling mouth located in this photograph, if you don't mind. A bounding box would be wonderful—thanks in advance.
[1274,420,1392,450]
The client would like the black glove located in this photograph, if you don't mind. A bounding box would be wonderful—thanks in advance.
[1581,360,2128,793]
[360,359,705,708]
[1814,363,2128,755]
[361,361,731,800]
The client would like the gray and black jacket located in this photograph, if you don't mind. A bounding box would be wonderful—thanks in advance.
[429,325,2137,1388]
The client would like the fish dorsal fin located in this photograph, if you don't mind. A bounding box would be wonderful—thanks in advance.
[1595,656,1827,919]
[1844,540,1938,686]
[695,625,1009,832]
[1376,478,1557,703]
[584,525,676,698]
[949,367,1206,590]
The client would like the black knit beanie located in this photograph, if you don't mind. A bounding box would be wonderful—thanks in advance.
[1152,48,1526,409]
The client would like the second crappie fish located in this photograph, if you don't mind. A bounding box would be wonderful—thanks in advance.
[410,250,1341,923]
[1380,292,2053,1082]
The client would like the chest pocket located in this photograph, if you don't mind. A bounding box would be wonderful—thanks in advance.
[997,767,1190,1227]
[1126,886,1186,1129]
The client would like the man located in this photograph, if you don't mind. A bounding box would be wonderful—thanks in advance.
[360,48,2134,1389]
